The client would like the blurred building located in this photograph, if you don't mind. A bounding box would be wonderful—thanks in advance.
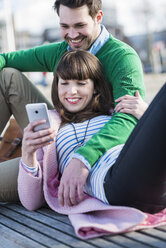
[42,27,61,43]
[128,30,166,73]
[102,6,124,41]
[2,1,165,74]
[15,31,42,50]
[0,0,16,52]
[1,3,127,51]
[0,20,6,51]
[0,1,7,51]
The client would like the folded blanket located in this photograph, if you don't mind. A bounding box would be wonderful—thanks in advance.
[69,207,166,239]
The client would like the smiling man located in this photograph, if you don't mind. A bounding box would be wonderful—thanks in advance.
[59,4,102,50]
[0,0,145,204]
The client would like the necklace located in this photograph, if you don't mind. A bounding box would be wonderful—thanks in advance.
[70,119,91,148]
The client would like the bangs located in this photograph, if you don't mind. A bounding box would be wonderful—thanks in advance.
[56,52,94,81]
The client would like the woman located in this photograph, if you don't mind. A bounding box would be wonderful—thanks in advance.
[20,50,118,208]
[0,50,147,203]
[18,50,165,214]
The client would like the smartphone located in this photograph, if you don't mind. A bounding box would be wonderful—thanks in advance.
[26,103,51,132]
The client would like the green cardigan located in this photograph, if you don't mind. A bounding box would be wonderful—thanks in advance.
[0,36,145,167]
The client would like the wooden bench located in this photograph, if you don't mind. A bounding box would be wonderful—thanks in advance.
[0,203,165,248]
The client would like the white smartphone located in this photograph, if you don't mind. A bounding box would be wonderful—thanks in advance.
[26,103,51,132]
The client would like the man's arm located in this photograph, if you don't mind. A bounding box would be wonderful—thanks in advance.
[0,42,67,72]
[75,46,145,167]
[0,55,6,70]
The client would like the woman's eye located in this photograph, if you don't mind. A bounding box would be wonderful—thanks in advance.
[77,82,86,86]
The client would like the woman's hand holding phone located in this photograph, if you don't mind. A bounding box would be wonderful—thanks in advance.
[22,104,56,167]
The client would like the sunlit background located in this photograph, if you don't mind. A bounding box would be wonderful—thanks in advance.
[0,0,166,73]
[0,0,166,104]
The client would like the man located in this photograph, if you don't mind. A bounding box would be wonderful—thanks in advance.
[0,0,145,205]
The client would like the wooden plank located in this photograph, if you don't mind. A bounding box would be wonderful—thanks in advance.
[0,223,47,248]
[0,211,70,248]
[104,234,152,248]
[5,204,74,236]
[5,204,70,225]
[6,204,126,248]
[0,236,22,248]
[37,207,71,225]
[89,237,125,248]
[0,205,96,248]
[4,204,119,248]
[156,226,166,231]
[123,231,166,248]
[1,203,166,248]
[5,205,118,247]
[139,228,166,241]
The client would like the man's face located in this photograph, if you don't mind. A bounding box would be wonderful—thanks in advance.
[59,5,102,50]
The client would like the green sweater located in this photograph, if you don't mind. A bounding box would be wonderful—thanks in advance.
[0,36,145,167]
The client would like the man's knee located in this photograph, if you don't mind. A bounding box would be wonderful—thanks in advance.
[1,67,22,76]
[0,67,27,94]
[0,67,24,86]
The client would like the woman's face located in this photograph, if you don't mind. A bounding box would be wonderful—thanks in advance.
[58,77,94,113]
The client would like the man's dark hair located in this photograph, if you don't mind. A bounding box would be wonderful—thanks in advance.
[54,0,102,18]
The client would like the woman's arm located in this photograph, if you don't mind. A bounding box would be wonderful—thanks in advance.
[18,119,56,210]
[21,119,55,166]
[114,90,148,120]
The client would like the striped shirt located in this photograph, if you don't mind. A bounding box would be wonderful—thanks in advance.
[56,115,124,204]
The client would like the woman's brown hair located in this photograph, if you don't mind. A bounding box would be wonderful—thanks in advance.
[51,50,113,124]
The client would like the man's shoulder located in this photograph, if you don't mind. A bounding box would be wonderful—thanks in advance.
[96,35,139,66]
[99,35,136,54]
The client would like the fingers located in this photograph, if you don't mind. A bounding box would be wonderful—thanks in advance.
[116,108,136,116]
[25,119,46,132]
[25,120,55,140]
[77,182,85,202]
[58,180,82,207]
[24,129,55,145]
[23,120,56,153]
[70,184,78,206]
[58,159,89,207]
[115,94,136,103]
[64,183,72,207]
[58,178,85,207]
[58,181,77,207]
[115,101,136,113]
[135,90,141,98]
[58,183,64,206]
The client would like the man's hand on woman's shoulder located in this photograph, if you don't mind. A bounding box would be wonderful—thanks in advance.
[115,90,148,120]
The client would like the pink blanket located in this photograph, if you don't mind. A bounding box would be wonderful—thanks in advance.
[69,207,166,239]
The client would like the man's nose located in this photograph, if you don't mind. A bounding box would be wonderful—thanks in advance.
[68,28,79,39]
